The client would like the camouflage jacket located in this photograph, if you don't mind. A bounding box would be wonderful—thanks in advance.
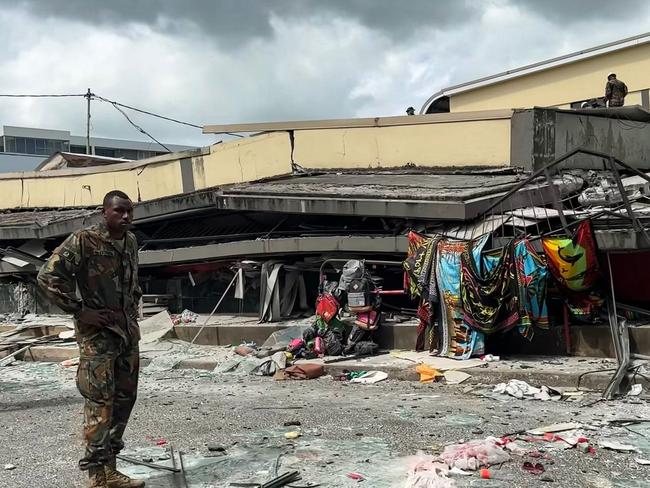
[605,79,628,106]
[37,223,142,343]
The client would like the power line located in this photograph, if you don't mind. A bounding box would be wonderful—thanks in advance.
[94,94,202,129]
[102,97,171,152]
[94,94,244,138]
[0,93,86,98]
[0,90,246,140]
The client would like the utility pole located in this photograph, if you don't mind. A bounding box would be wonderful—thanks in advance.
[85,88,92,155]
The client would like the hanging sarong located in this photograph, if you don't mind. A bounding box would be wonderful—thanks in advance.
[404,231,427,298]
[542,221,599,292]
[460,237,520,335]
[514,239,549,339]
[436,239,484,359]
[542,221,602,321]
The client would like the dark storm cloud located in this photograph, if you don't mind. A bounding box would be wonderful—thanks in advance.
[518,0,650,22]
[10,0,480,45]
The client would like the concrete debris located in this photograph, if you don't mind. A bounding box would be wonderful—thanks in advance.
[139,310,175,344]
[578,171,650,207]
[598,440,641,453]
[444,370,472,385]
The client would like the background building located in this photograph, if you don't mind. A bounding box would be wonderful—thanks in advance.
[0,125,195,172]
[421,31,650,114]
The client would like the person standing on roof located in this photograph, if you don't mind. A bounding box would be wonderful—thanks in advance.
[37,190,145,488]
[604,72,628,107]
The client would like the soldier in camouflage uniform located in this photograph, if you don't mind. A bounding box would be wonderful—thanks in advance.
[605,72,628,107]
[38,190,145,488]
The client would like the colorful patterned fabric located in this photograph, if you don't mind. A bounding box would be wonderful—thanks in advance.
[460,237,520,335]
[403,231,439,302]
[436,239,484,359]
[543,221,602,321]
[415,299,433,352]
[542,221,599,292]
[404,231,427,298]
[514,239,549,339]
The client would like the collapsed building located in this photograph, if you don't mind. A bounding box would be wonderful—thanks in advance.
[3,32,650,397]
[0,108,648,345]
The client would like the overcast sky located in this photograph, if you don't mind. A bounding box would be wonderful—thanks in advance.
[0,0,648,147]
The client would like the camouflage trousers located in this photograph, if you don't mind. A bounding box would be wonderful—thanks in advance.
[76,330,139,471]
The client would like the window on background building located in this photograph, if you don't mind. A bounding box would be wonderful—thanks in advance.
[94,147,116,157]
[113,149,138,160]
[69,145,86,154]
[4,136,68,155]
[0,137,4,152]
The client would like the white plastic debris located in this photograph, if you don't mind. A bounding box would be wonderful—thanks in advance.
[440,437,510,471]
[480,354,500,362]
[3,464,16,471]
[628,384,643,396]
[598,440,641,453]
[350,371,388,384]
[493,379,561,401]
[527,423,583,435]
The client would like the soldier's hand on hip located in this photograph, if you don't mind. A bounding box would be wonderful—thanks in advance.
[77,308,112,327]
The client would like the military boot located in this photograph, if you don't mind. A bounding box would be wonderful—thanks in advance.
[88,467,109,488]
[104,462,145,488]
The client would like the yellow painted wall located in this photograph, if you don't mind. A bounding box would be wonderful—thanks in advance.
[196,131,293,189]
[0,132,294,210]
[0,118,512,209]
[293,118,512,168]
[450,42,650,112]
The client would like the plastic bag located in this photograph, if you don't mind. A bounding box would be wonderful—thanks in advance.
[440,437,510,471]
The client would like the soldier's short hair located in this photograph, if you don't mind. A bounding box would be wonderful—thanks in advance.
[103,190,131,208]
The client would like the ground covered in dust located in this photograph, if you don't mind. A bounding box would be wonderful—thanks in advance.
[1,360,650,487]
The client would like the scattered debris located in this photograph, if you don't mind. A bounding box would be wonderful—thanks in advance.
[527,423,582,435]
[346,472,365,481]
[635,458,650,465]
[139,311,175,344]
[284,431,302,440]
[279,364,325,380]
[171,309,199,325]
[60,357,79,368]
[234,344,255,357]
[283,421,301,427]
[116,454,180,473]
[628,384,643,396]
[598,440,640,453]
[405,455,455,488]
[480,355,500,362]
[522,462,545,475]
[443,370,472,385]
[440,437,510,471]
[493,380,561,401]
[3,464,16,471]
[416,364,442,383]
[350,370,388,384]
